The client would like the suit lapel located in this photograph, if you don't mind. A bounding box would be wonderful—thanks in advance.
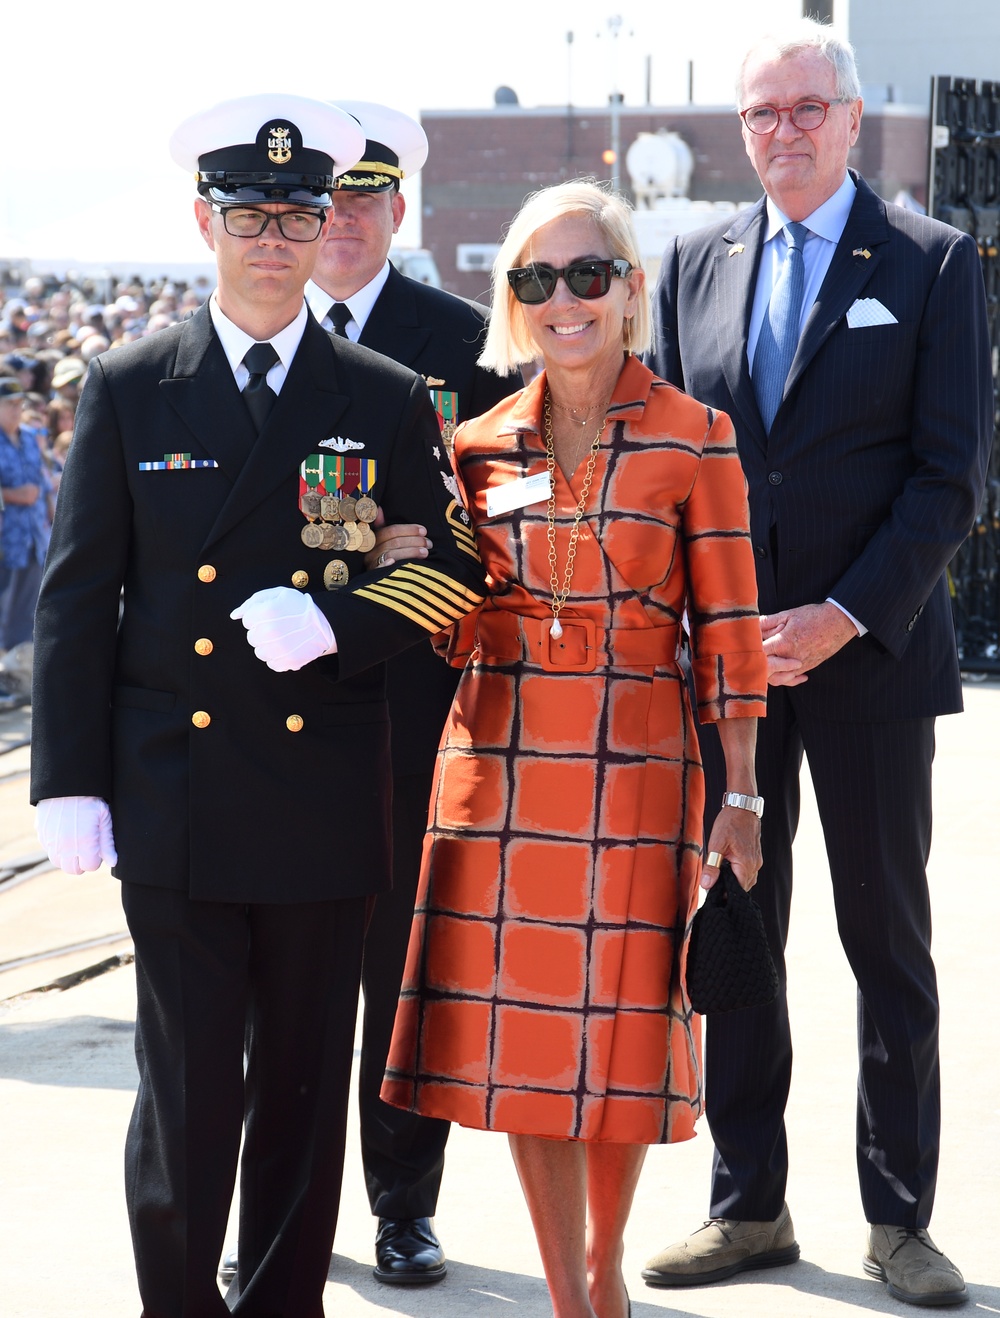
[784,176,889,401]
[159,306,256,480]
[202,316,351,549]
[358,265,432,369]
[713,203,769,453]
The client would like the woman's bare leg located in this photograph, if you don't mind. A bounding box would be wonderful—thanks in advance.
[508,1133,597,1317]
[586,1143,647,1318]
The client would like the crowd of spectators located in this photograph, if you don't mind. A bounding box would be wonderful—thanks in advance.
[0,269,214,707]
[2,269,213,376]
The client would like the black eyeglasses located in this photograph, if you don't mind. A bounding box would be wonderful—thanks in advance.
[740,99,852,135]
[506,258,633,305]
[211,204,326,242]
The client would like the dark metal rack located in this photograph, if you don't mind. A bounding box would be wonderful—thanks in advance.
[928,76,1000,673]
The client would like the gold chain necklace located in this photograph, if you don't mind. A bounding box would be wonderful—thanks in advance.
[544,389,607,638]
[551,398,602,426]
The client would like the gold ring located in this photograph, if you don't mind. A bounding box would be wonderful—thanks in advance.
[706,851,723,868]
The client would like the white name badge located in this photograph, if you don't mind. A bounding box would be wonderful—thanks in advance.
[486,471,552,518]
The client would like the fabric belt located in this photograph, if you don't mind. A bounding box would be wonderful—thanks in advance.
[474,609,680,673]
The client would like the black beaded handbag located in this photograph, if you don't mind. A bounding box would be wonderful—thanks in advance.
[686,861,779,1013]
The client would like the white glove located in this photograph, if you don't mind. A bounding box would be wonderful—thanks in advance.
[36,796,118,875]
[231,587,337,672]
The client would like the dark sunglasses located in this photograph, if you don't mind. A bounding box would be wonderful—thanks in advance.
[506,258,633,305]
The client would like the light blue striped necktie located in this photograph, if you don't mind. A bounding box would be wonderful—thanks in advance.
[753,221,808,433]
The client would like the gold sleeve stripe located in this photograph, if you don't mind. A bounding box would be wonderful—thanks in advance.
[391,576,479,610]
[354,585,462,631]
[391,582,470,621]
[352,561,485,629]
[393,564,484,611]
[357,580,470,629]
[392,563,485,605]
[448,525,477,549]
[448,528,481,561]
[445,501,480,557]
[351,590,445,632]
[449,522,478,548]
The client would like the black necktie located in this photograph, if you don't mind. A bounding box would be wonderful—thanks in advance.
[242,342,279,431]
[328,303,352,338]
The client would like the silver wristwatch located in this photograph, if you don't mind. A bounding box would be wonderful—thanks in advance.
[721,791,765,818]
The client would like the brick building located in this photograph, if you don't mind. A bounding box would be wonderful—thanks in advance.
[420,103,929,302]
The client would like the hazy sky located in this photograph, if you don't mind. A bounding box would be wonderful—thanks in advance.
[3,0,803,267]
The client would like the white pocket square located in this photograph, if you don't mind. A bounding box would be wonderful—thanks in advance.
[847,298,898,328]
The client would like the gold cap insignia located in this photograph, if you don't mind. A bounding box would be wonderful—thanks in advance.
[268,126,292,166]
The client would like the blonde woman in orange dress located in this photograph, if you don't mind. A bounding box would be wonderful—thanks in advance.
[381,181,767,1318]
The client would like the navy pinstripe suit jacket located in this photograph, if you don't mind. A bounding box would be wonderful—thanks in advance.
[649,173,993,722]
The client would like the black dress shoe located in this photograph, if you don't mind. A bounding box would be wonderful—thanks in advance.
[373,1216,446,1285]
[218,1249,238,1284]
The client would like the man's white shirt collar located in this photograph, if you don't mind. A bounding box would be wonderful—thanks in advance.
[763,172,857,245]
[209,294,308,392]
[749,172,858,358]
[305,260,392,338]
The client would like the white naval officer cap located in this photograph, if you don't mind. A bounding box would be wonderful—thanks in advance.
[170,92,366,208]
[330,101,429,193]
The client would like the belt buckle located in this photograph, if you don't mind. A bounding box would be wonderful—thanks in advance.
[539,617,597,672]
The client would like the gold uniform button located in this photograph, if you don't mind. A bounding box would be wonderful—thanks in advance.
[194,638,213,656]
[197,564,217,583]
[191,711,211,729]
[291,571,309,589]
[286,715,304,733]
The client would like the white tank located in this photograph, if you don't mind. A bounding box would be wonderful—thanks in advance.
[626,131,695,204]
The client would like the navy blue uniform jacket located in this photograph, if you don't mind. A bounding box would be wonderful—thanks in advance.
[30,305,486,902]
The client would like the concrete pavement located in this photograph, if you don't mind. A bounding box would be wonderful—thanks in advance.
[2,686,999,1316]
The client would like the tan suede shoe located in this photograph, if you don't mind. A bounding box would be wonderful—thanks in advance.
[642,1202,800,1287]
[864,1226,967,1307]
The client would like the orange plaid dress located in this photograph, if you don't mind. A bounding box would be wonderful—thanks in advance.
[382,357,766,1143]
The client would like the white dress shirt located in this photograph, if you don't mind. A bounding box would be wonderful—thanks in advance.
[304,260,392,340]
[748,172,857,365]
[208,294,309,393]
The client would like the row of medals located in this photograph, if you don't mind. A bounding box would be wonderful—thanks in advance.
[300,490,378,554]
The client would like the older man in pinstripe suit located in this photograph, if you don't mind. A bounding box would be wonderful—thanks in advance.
[643,20,992,1308]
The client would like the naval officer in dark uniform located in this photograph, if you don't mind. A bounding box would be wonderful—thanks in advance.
[31,93,485,1318]
[304,100,518,1286]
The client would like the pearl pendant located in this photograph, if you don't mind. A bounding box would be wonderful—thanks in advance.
[551,617,563,639]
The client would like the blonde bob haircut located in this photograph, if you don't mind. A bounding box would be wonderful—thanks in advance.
[479,179,651,376]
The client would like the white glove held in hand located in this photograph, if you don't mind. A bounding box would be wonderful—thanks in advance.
[231,587,336,672]
[36,796,118,875]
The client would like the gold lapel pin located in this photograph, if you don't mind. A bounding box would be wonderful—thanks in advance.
[728,244,745,257]
[852,247,872,259]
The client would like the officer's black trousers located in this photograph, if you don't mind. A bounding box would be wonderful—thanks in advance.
[122,881,366,1318]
